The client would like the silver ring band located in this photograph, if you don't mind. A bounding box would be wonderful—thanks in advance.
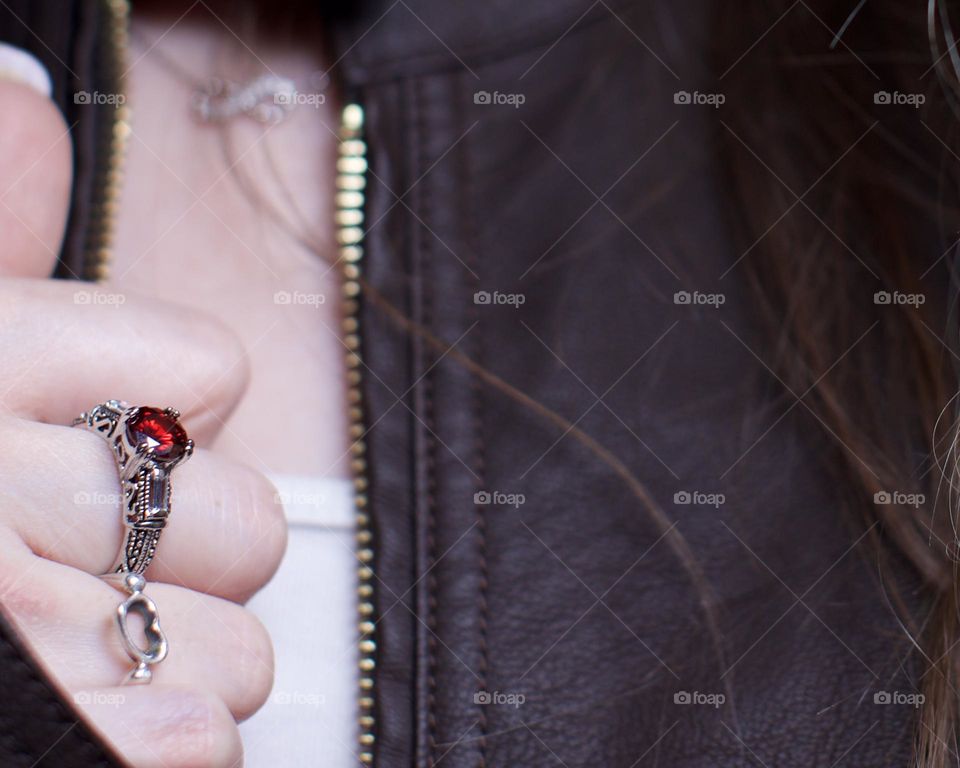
[74,400,190,684]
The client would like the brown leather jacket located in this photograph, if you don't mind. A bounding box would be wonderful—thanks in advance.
[0,1,924,766]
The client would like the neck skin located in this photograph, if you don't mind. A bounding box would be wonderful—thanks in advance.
[111,6,349,478]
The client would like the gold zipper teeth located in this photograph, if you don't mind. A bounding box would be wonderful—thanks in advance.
[93,6,376,755]
[338,103,376,767]
[85,0,131,282]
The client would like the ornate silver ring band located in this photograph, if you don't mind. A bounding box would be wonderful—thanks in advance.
[73,400,193,683]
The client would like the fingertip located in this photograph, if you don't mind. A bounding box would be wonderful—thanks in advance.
[74,685,244,768]
[0,76,73,278]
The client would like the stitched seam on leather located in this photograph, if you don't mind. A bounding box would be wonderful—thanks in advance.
[458,69,490,767]
[415,74,441,768]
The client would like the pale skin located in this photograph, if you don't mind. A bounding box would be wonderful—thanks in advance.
[0,8,344,768]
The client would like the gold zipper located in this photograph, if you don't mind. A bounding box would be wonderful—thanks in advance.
[88,1,377,758]
[337,103,376,766]
[83,0,131,282]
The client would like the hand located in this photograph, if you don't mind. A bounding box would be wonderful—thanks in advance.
[0,76,286,766]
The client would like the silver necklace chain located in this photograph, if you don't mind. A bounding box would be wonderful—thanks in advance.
[132,28,328,126]
[193,73,300,125]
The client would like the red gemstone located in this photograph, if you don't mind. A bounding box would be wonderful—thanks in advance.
[126,407,188,461]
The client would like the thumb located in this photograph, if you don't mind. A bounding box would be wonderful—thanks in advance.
[0,43,73,278]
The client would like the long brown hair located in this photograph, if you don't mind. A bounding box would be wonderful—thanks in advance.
[718,0,960,763]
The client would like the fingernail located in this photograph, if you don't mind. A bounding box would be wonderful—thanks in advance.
[0,43,51,97]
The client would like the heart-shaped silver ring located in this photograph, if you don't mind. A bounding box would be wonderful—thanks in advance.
[109,572,168,684]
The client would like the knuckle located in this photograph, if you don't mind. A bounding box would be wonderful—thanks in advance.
[0,576,49,626]
[179,309,250,412]
[0,534,52,626]
[227,608,275,719]
[241,612,274,717]
[0,568,52,627]
[187,460,286,599]
[159,688,241,768]
[233,466,287,580]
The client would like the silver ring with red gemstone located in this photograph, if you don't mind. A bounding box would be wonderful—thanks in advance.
[73,400,193,575]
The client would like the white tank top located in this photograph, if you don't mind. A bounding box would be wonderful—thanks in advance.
[240,475,357,766]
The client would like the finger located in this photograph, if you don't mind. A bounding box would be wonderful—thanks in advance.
[0,545,274,722]
[0,48,73,279]
[1,418,286,603]
[73,685,243,768]
[0,278,249,443]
